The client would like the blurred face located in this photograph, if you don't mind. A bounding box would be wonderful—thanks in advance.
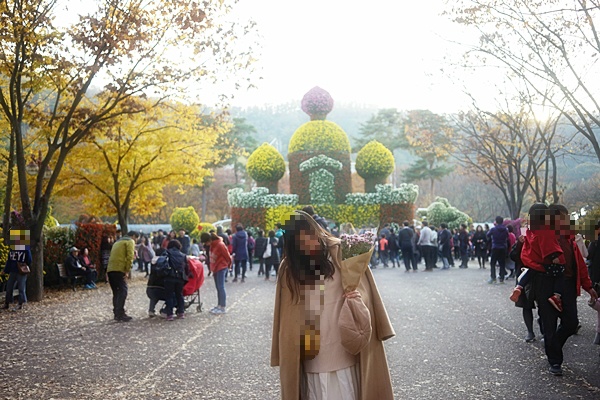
[553,212,571,234]
[297,228,321,256]
[84,249,88,256]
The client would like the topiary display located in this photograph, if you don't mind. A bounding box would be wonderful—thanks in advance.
[190,222,217,242]
[289,89,352,204]
[246,143,286,193]
[170,206,200,234]
[288,121,351,153]
[355,140,395,192]
[301,86,334,120]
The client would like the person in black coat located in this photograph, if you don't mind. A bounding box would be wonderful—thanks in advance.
[64,247,95,289]
[264,230,280,280]
[472,225,488,269]
[398,221,416,272]
[163,240,190,320]
[254,230,268,276]
[388,229,400,268]
[587,220,600,344]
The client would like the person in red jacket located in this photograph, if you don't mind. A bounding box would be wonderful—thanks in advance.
[200,232,232,315]
[511,204,565,311]
[535,204,598,376]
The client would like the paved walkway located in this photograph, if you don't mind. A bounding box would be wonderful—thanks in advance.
[1,260,600,399]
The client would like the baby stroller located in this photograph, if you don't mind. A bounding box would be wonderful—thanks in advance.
[148,256,205,316]
[183,257,205,312]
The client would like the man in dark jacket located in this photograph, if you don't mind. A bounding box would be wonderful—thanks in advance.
[254,230,268,276]
[176,229,191,255]
[398,221,415,272]
[64,247,95,289]
[388,229,400,268]
[164,240,190,320]
[231,224,248,282]
[487,216,509,283]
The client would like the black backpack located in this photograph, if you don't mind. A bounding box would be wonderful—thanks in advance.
[152,255,172,278]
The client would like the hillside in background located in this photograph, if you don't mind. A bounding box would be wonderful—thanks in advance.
[230,102,379,156]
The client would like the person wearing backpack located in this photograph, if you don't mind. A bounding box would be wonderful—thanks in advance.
[163,240,190,321]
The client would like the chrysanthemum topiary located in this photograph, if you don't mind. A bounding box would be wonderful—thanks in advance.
[301,86,334,120]
[288,120,352,204]
[246,143,286,193]
[170,206,200,234]
[288,121,351,153]
[356,140,395,192]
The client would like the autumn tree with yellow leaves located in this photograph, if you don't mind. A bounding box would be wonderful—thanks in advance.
[0,0,256,301]
[58,100,229,233]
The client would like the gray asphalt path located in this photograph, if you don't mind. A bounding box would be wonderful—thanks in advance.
[1,260,600,399]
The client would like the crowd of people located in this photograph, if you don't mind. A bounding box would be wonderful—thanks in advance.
[4,204,600,381]
[372,219,516,280]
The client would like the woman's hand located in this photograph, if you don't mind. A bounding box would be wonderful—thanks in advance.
[589,288,599,304]
[343,290,361,299]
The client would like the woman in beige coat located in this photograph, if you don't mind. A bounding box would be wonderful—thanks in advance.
[271,211,395,400]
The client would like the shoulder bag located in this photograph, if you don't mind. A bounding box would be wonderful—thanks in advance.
[17,262,30,275]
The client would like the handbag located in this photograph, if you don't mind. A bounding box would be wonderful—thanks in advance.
[17,262,30,275]
[263,242,272,259]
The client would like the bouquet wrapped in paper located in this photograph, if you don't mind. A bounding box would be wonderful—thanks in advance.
[338,232,375,355]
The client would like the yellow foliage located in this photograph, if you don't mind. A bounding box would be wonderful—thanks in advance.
[59,98,228,220]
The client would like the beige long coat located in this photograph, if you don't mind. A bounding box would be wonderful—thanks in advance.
[271,238,396,400]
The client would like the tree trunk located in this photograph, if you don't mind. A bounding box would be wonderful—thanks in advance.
[118,210,129,235]
[429,178,435,204]
[26,234,44,302]
[201,178,208,221]
[2,130,15,241]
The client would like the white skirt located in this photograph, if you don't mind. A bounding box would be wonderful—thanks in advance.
[302,364,360,400]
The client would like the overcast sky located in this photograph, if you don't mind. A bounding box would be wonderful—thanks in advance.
[228,0,475,112]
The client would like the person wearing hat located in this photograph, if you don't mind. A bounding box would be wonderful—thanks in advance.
[271,211,395,400]
[64,247,96,290]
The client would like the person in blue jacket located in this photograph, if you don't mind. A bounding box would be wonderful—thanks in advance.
[3,230,32,310]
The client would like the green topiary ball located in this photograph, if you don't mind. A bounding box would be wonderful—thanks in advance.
[355,140,395,178]
[170,206,200,234]
[288,121,351,154]
[246,143,286,183]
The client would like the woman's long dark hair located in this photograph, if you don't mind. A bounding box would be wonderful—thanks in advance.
[282,211,335,302]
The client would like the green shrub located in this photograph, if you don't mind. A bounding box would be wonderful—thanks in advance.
[425,197,469,229]
[170,207,200,234]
